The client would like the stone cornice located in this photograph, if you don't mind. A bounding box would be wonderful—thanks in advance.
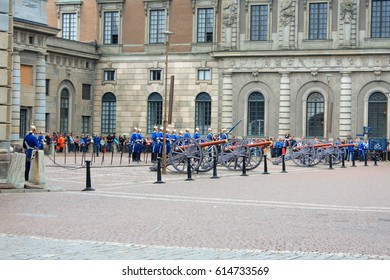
[14,18,60,36]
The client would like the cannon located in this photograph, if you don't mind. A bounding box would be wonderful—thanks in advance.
[273,141,355,167]
[219,139,272,171]
[168,137,227,173]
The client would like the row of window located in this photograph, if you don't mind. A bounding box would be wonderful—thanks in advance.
[103,69,211,83]
[61,1,390,43]
[97,91,388,138]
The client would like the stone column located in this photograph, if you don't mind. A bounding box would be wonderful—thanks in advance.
[339,71,352,138]
[11,49,21,142]
[278,71,291,138]
[221,71,233,130]
[35,52,46,132]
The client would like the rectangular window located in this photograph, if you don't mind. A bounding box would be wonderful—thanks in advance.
[45,79,50,96]
[45,113,50,134]
[62,13,77,40]
[197,69,211,81]
[103,70,116,81]
[20,108,28,138]
[21,65,33,86]
[104,12,119,44]
[149,9,165,44]
[250,5,268,41]
[82,84,92,100]
[150,69,162,81]
[308,2,328,40]
[197,8,214,43]
[371,0,390,38]
[82,116,90,134]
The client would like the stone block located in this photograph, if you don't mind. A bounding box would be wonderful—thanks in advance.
[0,69,6,85]
[0,14,9,32]
[29,150,46,187]
[7,153,25,189]
[0,33,7,49]
[0,105,9,122]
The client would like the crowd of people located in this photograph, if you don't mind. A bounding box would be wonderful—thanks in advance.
[27,127,390,165]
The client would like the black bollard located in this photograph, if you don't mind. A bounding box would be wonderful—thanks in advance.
[262,154,270,175]
[210,154,219,179]
[351,152,356,167]
[328,155,333,170]
[281,154,287,173]
[82,160,95,191]
[364,152,368,167]
[341,150,346,168]
[241,155,248,176]
[186,157,194,181]
[110,148,114,165]
[154,157,165,184]
[374,153,378,166]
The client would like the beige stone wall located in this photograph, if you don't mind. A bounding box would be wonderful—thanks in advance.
[0,0,13,179]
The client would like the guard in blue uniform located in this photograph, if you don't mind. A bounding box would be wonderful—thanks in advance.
[151,126,158,162]
[207,128,213,141]
[156,127,164,158]
[193,128,200,140]
[135,128,143,162]
[130,127,138,162]
[184,128,191,138]
[171,129,178,143]
[23,125,42,180]
[165,129,171,156]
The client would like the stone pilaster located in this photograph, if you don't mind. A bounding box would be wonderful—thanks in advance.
[11,49,20,142]
[278,71,291,138]
[339,71,352,138]
[221,71,233,130]
[35,53,46,132]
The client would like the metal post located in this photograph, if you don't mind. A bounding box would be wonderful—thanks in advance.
[374,152,378,166]
[262,154,270,174]
[281,154,287,173]
[328,155,333,170]
[186,157,194,181]
[364,151,368,166]
[241,155,248,176]
[64,143,67,164]
[341,150,346,168]
[82,160,95,191]
[154,157,165,184]
[351,151,356,167]
[210,154,219,179]
[110,148,114,165]
[74,147,76,164]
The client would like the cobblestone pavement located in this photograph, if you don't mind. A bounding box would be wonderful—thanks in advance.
[1,152,390,260]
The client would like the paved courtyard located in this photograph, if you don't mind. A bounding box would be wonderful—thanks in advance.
[0,152,390,260]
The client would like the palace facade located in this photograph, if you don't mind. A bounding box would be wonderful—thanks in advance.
[7,0,390,147]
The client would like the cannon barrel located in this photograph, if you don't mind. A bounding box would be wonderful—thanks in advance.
[199,139,227,147]
[335,143,355,148]
[248,141,273,148]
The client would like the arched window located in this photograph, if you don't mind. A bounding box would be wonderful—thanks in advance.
[101,92,116,134]
[195,92,212,135]
[147,92,163,134]
[368,92,387,138]
[247,92,265,136]
[60,88,69,132]
[306,92,324,137]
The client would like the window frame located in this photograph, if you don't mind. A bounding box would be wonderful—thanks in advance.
[149,69,162,82]
[371,0,390,38]
[306,92,325,138]
[149,9,166,44]
[307,2,329,40]
[250,4,269,41]
[247,91,265,137]
[62,12,77,40]
[101,92,117,134]
[103,11,119,45]
[197,68,211,82]
[147,92,163,134]
[82,84,92,100]
[195,92,212,135]
[197,7,215,43]
[103,69,116,83]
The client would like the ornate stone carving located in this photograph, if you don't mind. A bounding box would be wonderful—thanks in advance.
[280,0,294,26]
[340,0,354,23]
[222,0,238,28]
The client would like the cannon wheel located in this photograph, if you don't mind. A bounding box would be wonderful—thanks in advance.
[219,139,249,171]
[195,138,218,172]
[168,137,202,173]
[244,140,263,170]
[290,142,320,167]
[321,146,341,165]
